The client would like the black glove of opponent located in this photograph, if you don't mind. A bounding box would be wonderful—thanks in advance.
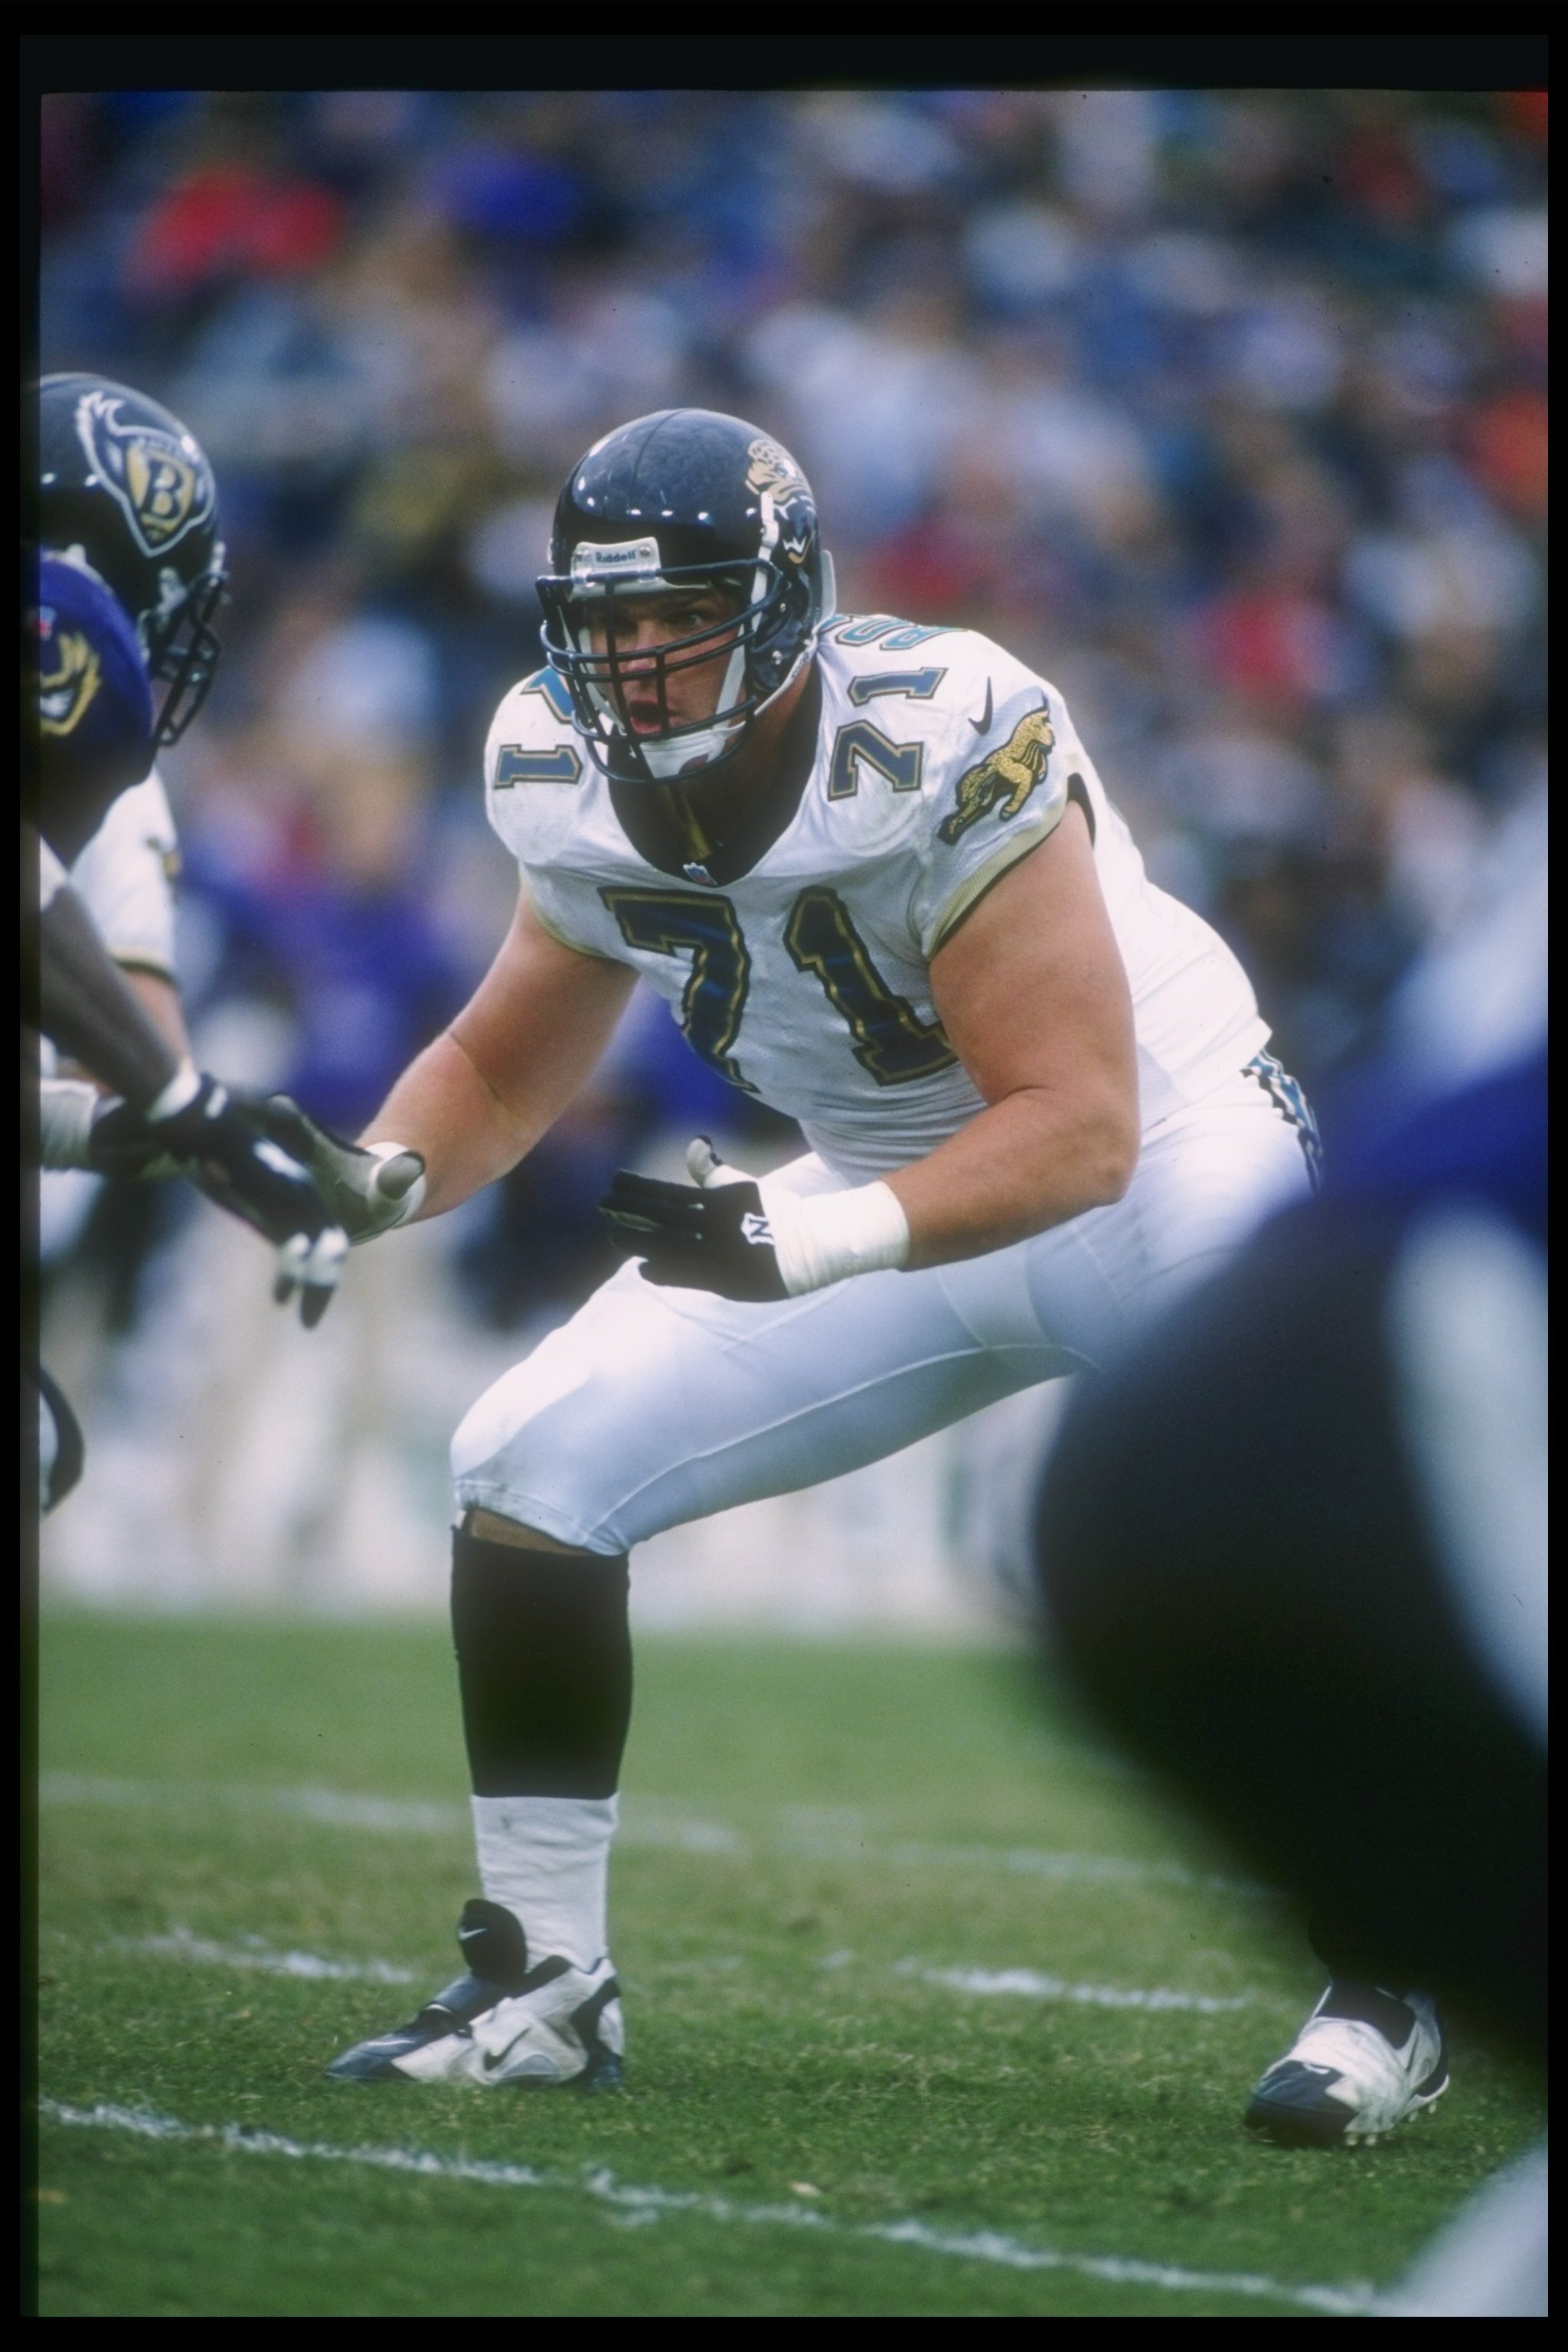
[90,1076,349,1327]
[599,1168,789,1302]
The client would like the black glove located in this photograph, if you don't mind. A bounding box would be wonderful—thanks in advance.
[133,1075,348,1326]
[83,1094,186,1182]
[250,1095,426,1243]
[599,1168,789,1302]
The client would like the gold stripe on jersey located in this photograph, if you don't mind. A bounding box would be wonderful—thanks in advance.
[926,812,1061,957]
[519,877,621,962]
[104,951,178,982]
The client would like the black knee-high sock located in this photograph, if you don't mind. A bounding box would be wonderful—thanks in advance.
[451,1526,632,1798]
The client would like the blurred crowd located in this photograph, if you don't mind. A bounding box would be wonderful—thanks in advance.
[40,84,1547,1327]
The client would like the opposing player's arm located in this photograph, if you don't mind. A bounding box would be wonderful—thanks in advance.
[30,849,185,1109]
[54,971,190,1084]
[363,889,637,1220]
[30,831,348,1324]
[122,970,191,1059]
[887,799,1138,1266]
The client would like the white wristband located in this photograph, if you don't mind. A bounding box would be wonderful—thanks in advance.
[760,1175,910,1296]
[38,1079,103,1171]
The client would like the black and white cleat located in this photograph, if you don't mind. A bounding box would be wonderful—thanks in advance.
[1246,1981,1448,2148]
[327,1899,623,2089]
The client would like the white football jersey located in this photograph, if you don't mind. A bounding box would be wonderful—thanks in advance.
[484,619,1269,1182]
[69,769,181,982]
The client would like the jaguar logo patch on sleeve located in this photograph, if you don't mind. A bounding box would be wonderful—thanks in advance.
[74,386,216,560]
[938,707,1056,844]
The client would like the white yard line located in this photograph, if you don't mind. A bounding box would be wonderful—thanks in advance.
[39,1774,1276,1898]
[781,1830,1274,1899]
[897,1962,1254,2014]
[106,1926,1263,2016]
[38,2099,1375,2315]
[113,1928,416,1984]
[38,1775,462,1836]
[619,1813,749,1854]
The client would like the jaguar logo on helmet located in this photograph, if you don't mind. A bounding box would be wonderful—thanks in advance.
[746,436,800,498]
[74,387,215,560]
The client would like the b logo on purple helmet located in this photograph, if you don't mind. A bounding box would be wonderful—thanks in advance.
[74,387,215,559]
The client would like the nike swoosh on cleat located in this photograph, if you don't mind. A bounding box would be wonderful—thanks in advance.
[482,2033,533,2073]
[969,681,994,734]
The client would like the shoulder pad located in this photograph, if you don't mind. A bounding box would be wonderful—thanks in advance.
[485,668,585,793]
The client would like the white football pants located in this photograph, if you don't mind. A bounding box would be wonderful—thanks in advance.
[451,1068,1314,1556]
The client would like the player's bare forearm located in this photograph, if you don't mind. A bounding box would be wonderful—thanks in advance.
[887,802,1139,1269]
[51,970,190,1089]
[887,1080,1138,1266]
[361,1031,524,1219]
[361,891,636,1220]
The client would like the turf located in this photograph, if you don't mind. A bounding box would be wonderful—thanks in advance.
[33,1612,1544,2317]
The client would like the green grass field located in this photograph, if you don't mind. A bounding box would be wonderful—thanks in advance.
[34,1612,1544,2317]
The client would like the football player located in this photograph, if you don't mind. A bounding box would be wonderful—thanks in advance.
[28,375,348,1505]
[279,409,1321,2091]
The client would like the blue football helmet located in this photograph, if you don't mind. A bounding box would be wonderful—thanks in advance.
[537,408,834,785]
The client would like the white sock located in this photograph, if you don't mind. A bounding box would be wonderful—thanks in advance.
[471,1794,618,1971]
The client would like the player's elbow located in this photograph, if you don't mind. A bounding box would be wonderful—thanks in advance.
[1088,1142,1139,1210]
[1080,1093,1142,1208]
[1013,1082,1139,1219]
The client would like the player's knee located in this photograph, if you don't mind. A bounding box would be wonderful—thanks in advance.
[462,1504,596,1557]
[449,1354,628,1550]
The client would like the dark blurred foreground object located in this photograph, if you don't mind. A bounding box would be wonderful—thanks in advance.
[1036,1043,1544,2308]
[31,1366,86,1515]
[1039,1046,1544,2049]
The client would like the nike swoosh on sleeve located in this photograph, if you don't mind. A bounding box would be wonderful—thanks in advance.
[969,681,993,733]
